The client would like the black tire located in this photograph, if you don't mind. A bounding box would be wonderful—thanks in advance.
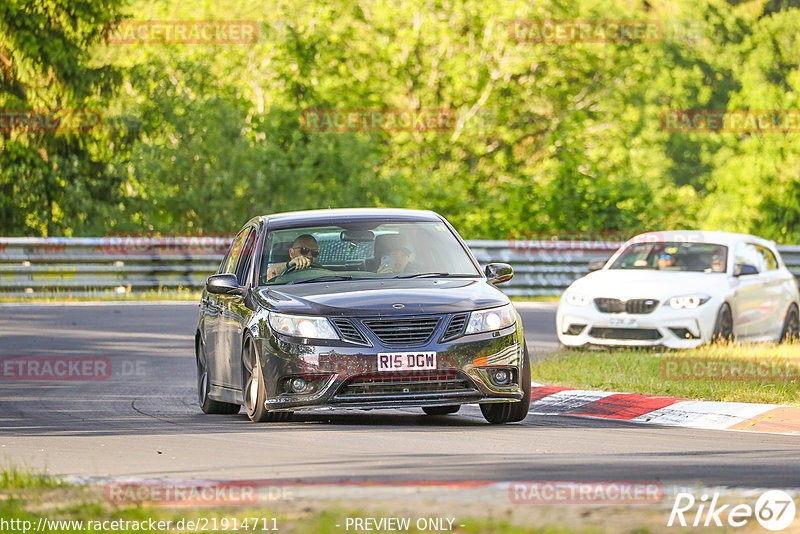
[242,338,293,423]
[712,302,733,342]
[780,304,800,343]
[480,344,532,424]
[422,405,461,416]
[196,339,240,415]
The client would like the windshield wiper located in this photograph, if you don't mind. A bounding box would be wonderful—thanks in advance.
[393,272,455,279]
[289,275,353,284]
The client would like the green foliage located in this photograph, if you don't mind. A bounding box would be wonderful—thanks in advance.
[2,0,800,240]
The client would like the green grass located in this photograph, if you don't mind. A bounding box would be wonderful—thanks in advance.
[532,343,800,405]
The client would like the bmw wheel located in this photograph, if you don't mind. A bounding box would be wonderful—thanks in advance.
[712,303,733,342]
[780,304,800,343]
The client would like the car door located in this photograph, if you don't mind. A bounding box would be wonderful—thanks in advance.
[216,226,259,390]
[200,235,239,386]
[755,243,788,339]
[209,227,252,388]
[731,242,769,339]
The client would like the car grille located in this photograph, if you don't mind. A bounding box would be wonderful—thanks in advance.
[334,370,476,398]
[361,316,441,346]
[441,313,468,341]
[330,318,369,344]
[594,298,659,314]
[588,327,662,340]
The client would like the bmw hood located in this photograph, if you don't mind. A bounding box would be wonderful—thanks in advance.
[566,269,731,301]
[256,278,508,316]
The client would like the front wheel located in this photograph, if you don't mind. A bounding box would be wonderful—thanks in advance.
[780,304,800,343]
[480,344,532,424]
[242,338,292,422]
[196,340,240,415]
[712,303,733,342]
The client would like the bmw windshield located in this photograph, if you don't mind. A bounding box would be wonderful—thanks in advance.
[609,241,728,273]
[259,221,481,285]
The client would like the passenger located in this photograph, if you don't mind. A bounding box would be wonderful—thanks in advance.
[266,234,319,280]
[709,247,726,273]
[373,234,412,274]
[657,253,676,269]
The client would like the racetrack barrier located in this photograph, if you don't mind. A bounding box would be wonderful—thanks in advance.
[0,237,798,298]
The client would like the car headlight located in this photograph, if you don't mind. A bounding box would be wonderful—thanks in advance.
[268,312,339,340]
[668,294,711,309]
[465,304,516,334]
[565,292,591,307]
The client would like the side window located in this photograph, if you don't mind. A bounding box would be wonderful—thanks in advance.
[734,243,764,273]
[221,229,249,275]
[234,230,258,285]
[755,245,778,271]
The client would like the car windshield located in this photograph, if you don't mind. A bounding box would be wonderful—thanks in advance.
[259,221,481,285]
[609,241,729,273]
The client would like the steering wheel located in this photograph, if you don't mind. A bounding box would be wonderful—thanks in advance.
[284,261,324,274]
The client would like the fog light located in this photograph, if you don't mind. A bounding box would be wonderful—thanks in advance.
[493,369,511,386]
[289,377,308,393]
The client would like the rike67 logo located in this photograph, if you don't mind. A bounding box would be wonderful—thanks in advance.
[668,490,796,531]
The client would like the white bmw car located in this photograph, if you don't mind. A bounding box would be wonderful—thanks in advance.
[557,231,800,348]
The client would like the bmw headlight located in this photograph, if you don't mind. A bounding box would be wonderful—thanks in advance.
[465,304,516,334]
[268,312,339,339]
[668,294,711,309]
[565,292,591,307]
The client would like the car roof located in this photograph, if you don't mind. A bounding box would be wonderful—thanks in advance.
[253,208,444,230]
[625,230,777,249]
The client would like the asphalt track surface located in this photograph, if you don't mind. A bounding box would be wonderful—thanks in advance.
[0,302,798,488]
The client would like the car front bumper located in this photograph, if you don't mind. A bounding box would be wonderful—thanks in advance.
[256,325,525,412]
[556,299,721,349]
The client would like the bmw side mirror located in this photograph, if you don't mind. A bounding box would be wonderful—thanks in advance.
[588,259,606,272]
[206,273,245,295]
[734,264,759,277]
[485,263,513,285]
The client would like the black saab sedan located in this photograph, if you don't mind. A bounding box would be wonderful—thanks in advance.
[195,208,531,424]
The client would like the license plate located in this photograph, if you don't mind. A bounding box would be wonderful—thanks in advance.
[377,352,437,372]
[609,317,638,328]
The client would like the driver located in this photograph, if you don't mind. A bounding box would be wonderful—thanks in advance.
[266,234,319,280]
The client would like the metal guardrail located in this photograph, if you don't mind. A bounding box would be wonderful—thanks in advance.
[1,237,799,298]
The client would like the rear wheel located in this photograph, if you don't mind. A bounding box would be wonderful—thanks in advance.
[480,344,532,424]
[242,338,292,423]
[712,303,733,342]
[422,405,460,416]
[196,339,240,415]
[780,304,800,342]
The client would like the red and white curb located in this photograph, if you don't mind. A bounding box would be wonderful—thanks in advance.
[529,384,800,435]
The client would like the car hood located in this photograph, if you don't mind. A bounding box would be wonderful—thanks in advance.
[256,278,508,316]
[567,269,731,300]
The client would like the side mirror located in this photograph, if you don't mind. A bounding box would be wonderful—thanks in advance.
[485,263,513,285]
[735,264,759,277]
[206,273,244,295]
[588,259,606,272]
